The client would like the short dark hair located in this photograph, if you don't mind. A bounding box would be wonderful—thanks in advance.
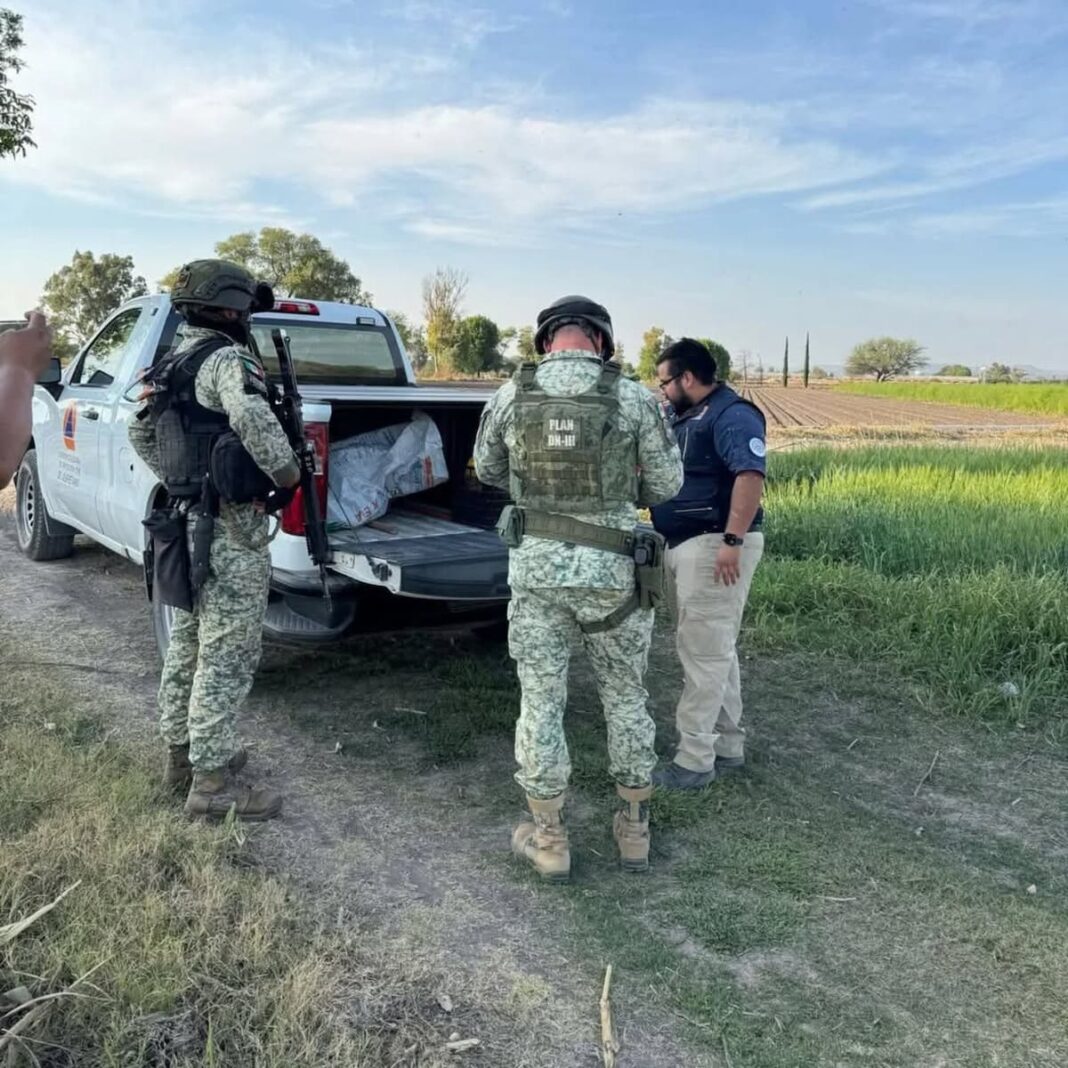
[658,337,718,385]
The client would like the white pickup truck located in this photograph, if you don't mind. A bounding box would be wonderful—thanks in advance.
[15,294,511,656]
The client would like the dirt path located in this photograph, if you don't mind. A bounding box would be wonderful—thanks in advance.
[0,493,697,1068]
[4,486,1066,1066]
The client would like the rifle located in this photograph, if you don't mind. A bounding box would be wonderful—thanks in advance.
[269,328,332,603]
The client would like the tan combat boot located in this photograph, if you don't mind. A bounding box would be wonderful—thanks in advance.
[184,769,283,822]
[613,784,652,873]
[511,793,570,883]
[164,744,248,790]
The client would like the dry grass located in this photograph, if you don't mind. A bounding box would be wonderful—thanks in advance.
[0,658,483,1068]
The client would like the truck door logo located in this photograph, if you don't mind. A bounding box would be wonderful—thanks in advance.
[62,403,77,451]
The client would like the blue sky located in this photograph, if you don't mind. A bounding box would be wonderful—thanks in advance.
[3,0,1067,370]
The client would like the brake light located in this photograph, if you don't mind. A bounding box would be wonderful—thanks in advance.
[274,300,320,315]
[280,422,329,536]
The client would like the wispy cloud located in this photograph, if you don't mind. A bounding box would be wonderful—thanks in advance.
[5,0,1067,249]
[800,136,1068,211]
[1,11,880,242]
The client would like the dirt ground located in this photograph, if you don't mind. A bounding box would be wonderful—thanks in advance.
[3,485,1066,1067]
[0,491,697,1067]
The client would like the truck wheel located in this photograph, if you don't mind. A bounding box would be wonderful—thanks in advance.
[151,592,176,663]
[15,450,75,561]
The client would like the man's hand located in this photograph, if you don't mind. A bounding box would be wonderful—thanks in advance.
[714,542,742,586]
[0,312,55,490]
[0,311,53,381]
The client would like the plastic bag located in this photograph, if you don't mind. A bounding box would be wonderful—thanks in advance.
[327,411,449,529]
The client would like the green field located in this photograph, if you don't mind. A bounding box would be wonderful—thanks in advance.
[838,380,1068,417]
[753,445,1068,736]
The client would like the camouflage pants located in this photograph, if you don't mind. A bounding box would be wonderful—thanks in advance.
[508,584,657,799]
[157,507,270,771]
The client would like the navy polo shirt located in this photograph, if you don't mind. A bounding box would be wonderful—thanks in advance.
[650,384,766,548]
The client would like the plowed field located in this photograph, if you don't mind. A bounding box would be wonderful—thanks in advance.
[742,385,1066,429]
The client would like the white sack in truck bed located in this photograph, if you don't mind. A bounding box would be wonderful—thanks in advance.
[326,411,449,529]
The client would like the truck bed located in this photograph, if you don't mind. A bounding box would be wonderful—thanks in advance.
[328,507,510,601]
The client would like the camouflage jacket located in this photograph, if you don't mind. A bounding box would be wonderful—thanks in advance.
[474,350,683,589]
[128,327,298,547]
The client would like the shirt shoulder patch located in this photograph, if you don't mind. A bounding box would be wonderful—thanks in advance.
[749,437,767,458]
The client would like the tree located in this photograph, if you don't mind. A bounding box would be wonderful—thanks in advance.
[41,251,147,354]
[387,310,429,371]
[736,348,753,385]
[515,325,536,362]
[162,228,372,304]
[451,315,501,376]
[803,332,810,388]
[637,326,673,381]
[0,9,34,159]
[937,363,973,377]
[782,337,789,387]
[695,338,730,382]
[981,362,1027,383]
[157,265,182,292]
[810,365,832,380]
[422,266,468,375]
[846,337,925,381]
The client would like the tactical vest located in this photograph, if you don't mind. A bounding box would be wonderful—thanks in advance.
[650,385,766,545]
[509,360,638,514]
[145,335,234,499]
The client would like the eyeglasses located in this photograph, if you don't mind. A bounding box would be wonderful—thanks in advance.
[656,372,683,390]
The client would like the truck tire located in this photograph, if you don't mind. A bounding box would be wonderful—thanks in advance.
[15,450,76,561]
[151,591,176,663]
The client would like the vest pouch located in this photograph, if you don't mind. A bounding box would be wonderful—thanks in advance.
[142,508,193,612]
[156,409,209,499]
[495,503,525,549]
[632,527,666,610]
[210,431,275,504]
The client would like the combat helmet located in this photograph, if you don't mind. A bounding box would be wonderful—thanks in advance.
[170,259,259,315]
[534,295,615,359]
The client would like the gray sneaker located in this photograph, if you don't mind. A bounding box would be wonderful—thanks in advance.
[652,762,715,791]
[714,755,746,773]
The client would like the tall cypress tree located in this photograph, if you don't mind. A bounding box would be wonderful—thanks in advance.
[803,332,810,388]
[782,337,789,387]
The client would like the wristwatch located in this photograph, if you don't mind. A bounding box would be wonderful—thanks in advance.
[722,532,744,547]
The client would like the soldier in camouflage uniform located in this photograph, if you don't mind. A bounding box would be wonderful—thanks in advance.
[474,296,683,880]
[128,260,299,821]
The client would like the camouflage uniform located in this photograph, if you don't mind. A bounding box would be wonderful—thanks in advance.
[128,327,296,772]
[474,351,684,799]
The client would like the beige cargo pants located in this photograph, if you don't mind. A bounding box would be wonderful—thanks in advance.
[665,532,764,772]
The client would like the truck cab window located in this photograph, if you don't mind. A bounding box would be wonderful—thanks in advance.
[71,308,142,388]
[250,321,406,385]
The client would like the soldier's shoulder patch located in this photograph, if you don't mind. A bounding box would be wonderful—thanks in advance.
[238,352,267,395]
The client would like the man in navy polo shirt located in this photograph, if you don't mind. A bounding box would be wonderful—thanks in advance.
[650,338,766,790]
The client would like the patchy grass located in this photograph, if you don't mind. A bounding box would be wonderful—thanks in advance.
[0,648,477,1067]
[361,639,1068,1067]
